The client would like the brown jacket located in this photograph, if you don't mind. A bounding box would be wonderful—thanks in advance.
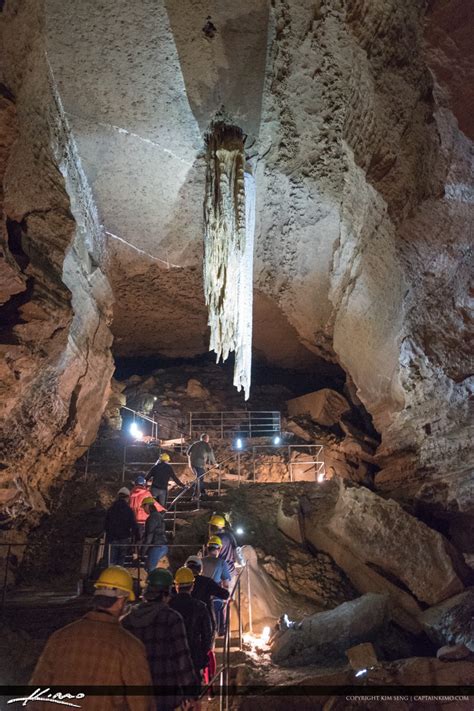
[30,609,153,711]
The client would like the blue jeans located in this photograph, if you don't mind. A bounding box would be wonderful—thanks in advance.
[151,487,167,508]
[192,466,206,497]
[107,538,130,567]
[213,598,227,636]
[146,544,168,572]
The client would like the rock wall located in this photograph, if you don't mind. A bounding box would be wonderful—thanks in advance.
[0,1,114,532]
[254,0,473,516]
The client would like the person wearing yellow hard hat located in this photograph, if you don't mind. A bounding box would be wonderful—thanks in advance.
[202,535,232,637]
[141,497,168,572]
[170,567,213,691]
[129,474,165,541]
[30,566,153,709]
[208,513,243,577]
[145,451,184,508]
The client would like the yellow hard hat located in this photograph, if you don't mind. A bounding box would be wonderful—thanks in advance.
[208,535,223,548]
[209,514,225,528]
[142,497,156,507]
[174,566,195,585]
[94,566,136,601]
[161,453,171,462]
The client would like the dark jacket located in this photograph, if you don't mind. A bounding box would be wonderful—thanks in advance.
[146,461,183,490]
[192,574,229,631]
[218,529,238,574]
[187,440,216,468]
[123,600,197,710]
[169,593,213,674]
[104,498,139,541]
[144,509,167,546]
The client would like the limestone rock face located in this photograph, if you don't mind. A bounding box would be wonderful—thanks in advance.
[103,379,126,431]
[287,389,350,427]
[0,0,472,534]
[420,589,474,652]
[0,1,114,527]
[299,480,465,606]
[271,593,389,667]
[29,0,472,521]
[186,378,210,400]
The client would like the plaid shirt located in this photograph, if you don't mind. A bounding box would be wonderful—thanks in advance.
[123,601,198,710]
[30,610,153,711]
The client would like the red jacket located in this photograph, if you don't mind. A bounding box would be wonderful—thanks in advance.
[129,485,165,523]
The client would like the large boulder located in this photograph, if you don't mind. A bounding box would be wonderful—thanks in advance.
[286,389,350,427]
[300,480,464,604]
[186,378,210,399]
[271,593,389,667]
[280,480,466,631]
[420,589,474,652]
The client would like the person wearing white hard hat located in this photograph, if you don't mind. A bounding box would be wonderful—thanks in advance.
[104,487,139,566]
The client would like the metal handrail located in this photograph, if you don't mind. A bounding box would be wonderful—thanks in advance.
[189,410,281,439]
[121,405,158,426]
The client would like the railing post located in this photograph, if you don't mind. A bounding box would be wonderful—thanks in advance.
[248,411,252,439]
[220,412,224,440]
[247,562,253,633]
[237,452,241,486]
[238,575,242,650]
[288,445,293,482]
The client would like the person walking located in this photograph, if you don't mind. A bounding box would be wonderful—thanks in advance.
[201,536,231,587]
[145,453,184,508]
[124,568,198,711]
[207,514,243,576]
[170,567,213,689]
[185,556,230,693]
[30,566,152,711]
[185,555,230,632]
[129,475,165,541]
[142,497,168,571]
[104,487,139,566]
[187,433,217,500]
[201,536,231,636]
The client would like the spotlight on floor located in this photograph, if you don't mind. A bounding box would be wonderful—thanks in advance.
[235,527,244,536]
[261,626,271,644]
[317,472,325,483]
[234,437,243,450]
[273,435,281,445]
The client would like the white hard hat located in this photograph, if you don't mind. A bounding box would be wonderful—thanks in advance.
[118,487,130,496]
[185,555,203,570]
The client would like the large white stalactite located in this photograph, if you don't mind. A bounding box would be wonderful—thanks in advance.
[204,123,255,399]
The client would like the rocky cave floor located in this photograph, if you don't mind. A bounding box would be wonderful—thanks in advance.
[1,361,473,707]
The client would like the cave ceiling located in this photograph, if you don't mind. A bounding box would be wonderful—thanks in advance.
[45,0,303,365]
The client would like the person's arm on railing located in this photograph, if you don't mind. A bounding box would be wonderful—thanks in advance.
[169,464,185,488]
[207,578,230,601]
